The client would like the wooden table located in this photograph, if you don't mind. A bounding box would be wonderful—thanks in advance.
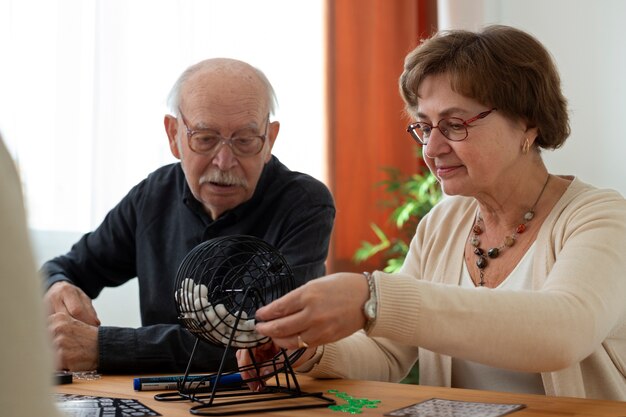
[56,375,626,416]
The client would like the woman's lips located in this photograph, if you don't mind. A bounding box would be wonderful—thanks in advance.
[436,164,462,177]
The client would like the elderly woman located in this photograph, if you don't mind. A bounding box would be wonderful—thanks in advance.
[241,25,626,400]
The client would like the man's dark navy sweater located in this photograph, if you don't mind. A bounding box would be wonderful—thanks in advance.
[43,156,335,373]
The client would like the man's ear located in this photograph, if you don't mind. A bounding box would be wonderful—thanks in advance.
[264,121,280,163]
[164,114,181,160]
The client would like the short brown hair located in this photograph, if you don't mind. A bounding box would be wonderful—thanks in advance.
[399,25,570,149]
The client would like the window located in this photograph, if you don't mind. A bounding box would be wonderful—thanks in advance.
[0,0,325,232]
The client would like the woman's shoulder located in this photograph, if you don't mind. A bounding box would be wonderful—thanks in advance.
[549,175,626,226]
[559,176,626,208]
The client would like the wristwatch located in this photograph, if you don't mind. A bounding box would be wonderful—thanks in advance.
[362,272,377,333]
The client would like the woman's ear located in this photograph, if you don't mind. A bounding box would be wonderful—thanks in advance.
[524,125,539,146]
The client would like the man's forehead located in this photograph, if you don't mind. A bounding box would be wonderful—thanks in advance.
[182,71,266,106]
[187,63,262,90]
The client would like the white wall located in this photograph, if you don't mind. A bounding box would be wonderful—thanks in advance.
[438,0,626,196]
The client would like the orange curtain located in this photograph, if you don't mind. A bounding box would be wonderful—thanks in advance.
[326,0,437,273]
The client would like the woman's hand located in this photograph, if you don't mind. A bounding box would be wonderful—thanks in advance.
[254,272,369,350]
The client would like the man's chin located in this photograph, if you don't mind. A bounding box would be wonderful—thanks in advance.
[203,200,241,220]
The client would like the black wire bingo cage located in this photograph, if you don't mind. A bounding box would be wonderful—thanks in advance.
[154,235,335,415]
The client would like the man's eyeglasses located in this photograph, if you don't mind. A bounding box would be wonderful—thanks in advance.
[178,108,269,157]
[406,108,497,145]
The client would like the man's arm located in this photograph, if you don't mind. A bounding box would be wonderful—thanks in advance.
[98,324,237,373]
[275,203,335,287]
[270,173,336,287]
[40,181,144,371]
[41,209,139,300]
[47,319,238,373]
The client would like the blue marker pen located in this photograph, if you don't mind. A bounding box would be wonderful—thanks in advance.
[133,373,243,391]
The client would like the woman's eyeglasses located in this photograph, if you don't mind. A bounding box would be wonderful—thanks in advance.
[406,108,497,145]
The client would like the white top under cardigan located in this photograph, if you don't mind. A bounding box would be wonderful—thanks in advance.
[452,244,544,394]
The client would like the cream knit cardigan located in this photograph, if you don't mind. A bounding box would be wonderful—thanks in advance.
[306,177,626,400]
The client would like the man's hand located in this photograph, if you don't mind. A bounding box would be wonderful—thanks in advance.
[44,281,101,326]
[236,343,317,392]
[48,312,99,371]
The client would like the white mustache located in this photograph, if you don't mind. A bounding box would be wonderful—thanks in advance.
[200,170,248,189]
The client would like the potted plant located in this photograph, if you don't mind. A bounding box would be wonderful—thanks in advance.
[354,164,441,273]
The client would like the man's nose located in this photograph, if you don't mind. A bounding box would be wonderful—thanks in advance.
[211,141,238,170]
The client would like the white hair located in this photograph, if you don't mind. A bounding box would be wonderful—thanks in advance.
[166,58,278,117]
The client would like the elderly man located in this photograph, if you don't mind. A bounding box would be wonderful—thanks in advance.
[43,58,335,373]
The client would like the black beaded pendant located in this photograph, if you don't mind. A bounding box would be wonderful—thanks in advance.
[467,174,551,287]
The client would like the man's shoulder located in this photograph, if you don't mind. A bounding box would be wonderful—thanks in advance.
[145,162,183,183]
[131,163,182,191]
[126,163,184,204]
[266,157,334,206]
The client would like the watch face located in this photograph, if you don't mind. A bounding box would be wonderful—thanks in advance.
[365,300,376,319]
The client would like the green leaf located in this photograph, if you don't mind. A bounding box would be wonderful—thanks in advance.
[353,165,442,269]
[352,224,390,263]
[383,257,405,273]
[395,201,417,228]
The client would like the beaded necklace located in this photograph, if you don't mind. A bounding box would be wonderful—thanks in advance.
[469,174,551,287]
